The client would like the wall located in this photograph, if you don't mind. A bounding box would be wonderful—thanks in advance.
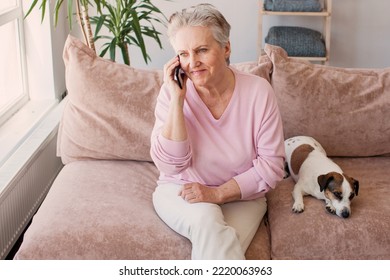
[71,0,390,70]
[330,0,390,68]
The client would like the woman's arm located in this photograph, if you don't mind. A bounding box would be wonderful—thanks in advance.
[150,57,192,175]
[234,86,286,200]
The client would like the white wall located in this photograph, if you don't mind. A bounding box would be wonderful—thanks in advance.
[71,0,390,70]
[330,0,390,68]
[129,0,390,69]
[116,0,261,69]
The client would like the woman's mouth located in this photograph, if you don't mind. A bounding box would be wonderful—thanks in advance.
[190,69,206,77]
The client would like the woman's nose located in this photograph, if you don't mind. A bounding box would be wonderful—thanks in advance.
[188,53,200,68]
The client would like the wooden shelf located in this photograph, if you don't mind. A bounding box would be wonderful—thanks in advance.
[290,56,328,62]
[260,10,330,17]
[258,0,332,64]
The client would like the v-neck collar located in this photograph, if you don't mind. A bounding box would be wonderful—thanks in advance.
[188,67,237,123]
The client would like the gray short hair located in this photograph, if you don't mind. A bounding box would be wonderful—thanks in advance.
[167,4,231,48]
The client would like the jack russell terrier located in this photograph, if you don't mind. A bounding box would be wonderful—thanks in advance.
[284,136,359,218]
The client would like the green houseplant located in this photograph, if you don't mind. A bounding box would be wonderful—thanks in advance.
[90,0,165,65]
[25,0,166,65]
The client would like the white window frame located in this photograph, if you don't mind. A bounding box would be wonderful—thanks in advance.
[0,0,29,126]
[0,1,67,167]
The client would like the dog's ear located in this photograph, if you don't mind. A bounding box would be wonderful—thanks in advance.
[353,179,359,196]
[283,161,290,179]
[344,173,359,196]
[317,174,334,192]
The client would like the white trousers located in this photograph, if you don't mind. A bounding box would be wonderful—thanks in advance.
[153,183,267,260]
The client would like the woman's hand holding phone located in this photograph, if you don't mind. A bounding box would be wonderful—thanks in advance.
[162,56,188,141]
[165,56,186,90]
[174,65,185,89]
[163,55,187,106]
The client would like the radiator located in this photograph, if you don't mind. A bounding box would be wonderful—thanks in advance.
[0,101,64,259]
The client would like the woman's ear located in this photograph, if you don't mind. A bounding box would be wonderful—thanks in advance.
[224,41,231,64]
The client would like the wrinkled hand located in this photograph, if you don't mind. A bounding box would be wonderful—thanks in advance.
[179,179,242,205]
[180,182,222,204]
[163,56,187,100]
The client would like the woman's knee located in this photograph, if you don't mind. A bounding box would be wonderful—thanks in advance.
[187,203,231,238]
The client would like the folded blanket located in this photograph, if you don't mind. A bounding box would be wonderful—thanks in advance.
[265,26,325,57]
[264,0,322,12]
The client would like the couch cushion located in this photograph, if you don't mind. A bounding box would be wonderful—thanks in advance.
[59,35,273,164]
[59,35,163,163]
[264,44,390,157]
[266,157,390,259]
[231,56,273,84]
[14,160,271,260]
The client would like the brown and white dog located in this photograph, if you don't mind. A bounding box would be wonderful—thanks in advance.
[284,136,359,218]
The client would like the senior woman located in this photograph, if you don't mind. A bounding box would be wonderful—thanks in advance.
[150,4,285,260]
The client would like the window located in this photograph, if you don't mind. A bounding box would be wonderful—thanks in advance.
[0,1,66,166]
[0,0,29,126]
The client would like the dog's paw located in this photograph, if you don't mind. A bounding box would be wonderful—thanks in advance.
[292,202,304,213]
[326,205,336,215]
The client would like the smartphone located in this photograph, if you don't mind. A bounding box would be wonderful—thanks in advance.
[174,56,185,89]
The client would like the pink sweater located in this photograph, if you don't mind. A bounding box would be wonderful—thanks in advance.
[150,67,285,200]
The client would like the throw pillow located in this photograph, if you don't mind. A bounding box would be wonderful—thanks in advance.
[58,35,163,163]
[264,44,390,157]
[231,55,273,83]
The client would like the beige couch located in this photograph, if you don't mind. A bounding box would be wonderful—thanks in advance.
[14,36,390,260]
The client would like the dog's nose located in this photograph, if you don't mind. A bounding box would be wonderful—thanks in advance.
[341,209,350,218]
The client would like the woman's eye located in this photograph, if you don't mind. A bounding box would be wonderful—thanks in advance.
[198,48,207,54]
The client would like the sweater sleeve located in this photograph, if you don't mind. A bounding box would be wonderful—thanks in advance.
[233,85,286,200]
[150,84,192,175]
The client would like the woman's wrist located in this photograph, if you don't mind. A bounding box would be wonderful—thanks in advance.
[217,179,242,204]
[162,100,187,141]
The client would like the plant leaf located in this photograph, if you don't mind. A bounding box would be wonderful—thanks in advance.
[109,39,117,61]
[24,0,40,19]
[40,0,48,23]
[93,15,106,37]
[129,9,149,63]
[53,0,65,28]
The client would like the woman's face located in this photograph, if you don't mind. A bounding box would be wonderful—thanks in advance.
[172,26,231,88]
